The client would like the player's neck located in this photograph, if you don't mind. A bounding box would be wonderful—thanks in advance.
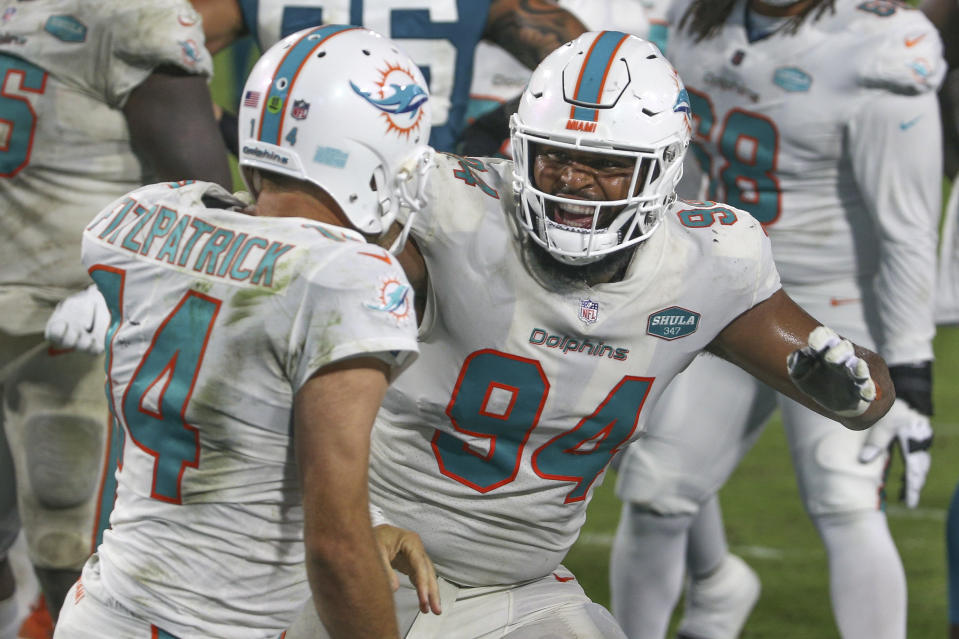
[254,186,353,229]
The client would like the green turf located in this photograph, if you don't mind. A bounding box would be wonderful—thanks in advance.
[566,324,959,638]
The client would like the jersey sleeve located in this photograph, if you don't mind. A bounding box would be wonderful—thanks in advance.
[101,0,214,107]
[855,4,946,95]
[847,88,940,364]
[706,204,782,310]
[290,245,419,392]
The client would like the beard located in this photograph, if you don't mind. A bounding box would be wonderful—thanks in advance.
[520,233,636,292]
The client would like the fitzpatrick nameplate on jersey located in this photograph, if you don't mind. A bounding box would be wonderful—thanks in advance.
[579,299,599,325]
[646,306,700,341]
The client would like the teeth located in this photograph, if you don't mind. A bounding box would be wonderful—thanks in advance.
[558,202,594,215]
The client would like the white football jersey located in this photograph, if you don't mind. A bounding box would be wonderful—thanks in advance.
[82,181,418,637]
[0,0,213,334]
[368,154,780,586]
[938,180,959,324]
[666,0,943,365]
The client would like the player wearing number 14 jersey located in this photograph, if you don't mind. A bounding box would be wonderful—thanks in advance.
[611,2,944,638]
[52,27,430,638]
[287,31,895,639]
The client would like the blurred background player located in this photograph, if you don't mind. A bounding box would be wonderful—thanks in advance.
[51,25,436,639]
[917,4,959,637]
[191,0,588,153]
[610,2,943,638]
[460,0,673,157]
[0,0,231,634]
[920,0,959,327]
[286,30,896,639]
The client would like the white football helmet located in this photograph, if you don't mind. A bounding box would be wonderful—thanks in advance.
[238,25,432,250]
[511,31,692,264]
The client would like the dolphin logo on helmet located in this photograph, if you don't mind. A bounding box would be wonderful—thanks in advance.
[350,81,428,119]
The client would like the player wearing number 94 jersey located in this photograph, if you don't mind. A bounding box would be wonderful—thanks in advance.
[286,31,895,639]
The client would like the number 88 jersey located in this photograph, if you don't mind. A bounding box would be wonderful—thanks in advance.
[665,0,944,287]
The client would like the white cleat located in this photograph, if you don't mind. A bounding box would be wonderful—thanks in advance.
[676,554,761,639]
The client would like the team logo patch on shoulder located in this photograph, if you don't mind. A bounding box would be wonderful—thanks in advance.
[44,15,86,42]
[773,67,812,93]
[366,276,413,326]
[647,306,700,341]
[579,299,599,325]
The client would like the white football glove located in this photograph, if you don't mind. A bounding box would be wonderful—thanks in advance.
[858,398,933,508]
[786,326,877,418]
[44,284,110,354]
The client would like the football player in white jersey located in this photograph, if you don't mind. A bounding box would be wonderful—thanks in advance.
[284,30,896,639]
[920,0,959,325]
[610,2,943,638]
[191,0,588,152]
[0,0,232,630]
[50,26,441,638]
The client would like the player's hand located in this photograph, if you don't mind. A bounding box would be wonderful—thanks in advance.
[786,326,876,417]
[44,284,110,354]
[374,524,442,615]
[858,398,933,508]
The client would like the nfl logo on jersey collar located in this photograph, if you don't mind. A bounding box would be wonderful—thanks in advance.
[579,299,599,325]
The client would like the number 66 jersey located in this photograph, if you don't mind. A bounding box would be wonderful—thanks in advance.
[368,153,781,586]
[81,181,418,637]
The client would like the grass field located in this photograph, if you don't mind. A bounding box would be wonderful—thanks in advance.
[565,324,959,638]
[210,41,958,639]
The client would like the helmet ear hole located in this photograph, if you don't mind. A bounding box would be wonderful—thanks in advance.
[372,165,393,218]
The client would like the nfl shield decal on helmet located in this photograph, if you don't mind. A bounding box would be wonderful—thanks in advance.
[291,99,310,120]
[647,306,700,340]
[579,299,599,325]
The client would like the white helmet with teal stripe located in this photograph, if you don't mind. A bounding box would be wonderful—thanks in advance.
[510,31,691,264]
[238,25,432,250]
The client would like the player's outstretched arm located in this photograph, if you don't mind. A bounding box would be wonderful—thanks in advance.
[483,0,588,70]
[123,67,233,189]
[707,289,894,431]
[294,358,401,639]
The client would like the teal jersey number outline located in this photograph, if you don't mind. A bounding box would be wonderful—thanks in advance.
[687,89,782,225]
[90,266,126,546]
[432,349,653,503]
[0,55,47,177]
[676,201,738,228]
[451,155,499,199]
[93,265,221,504]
